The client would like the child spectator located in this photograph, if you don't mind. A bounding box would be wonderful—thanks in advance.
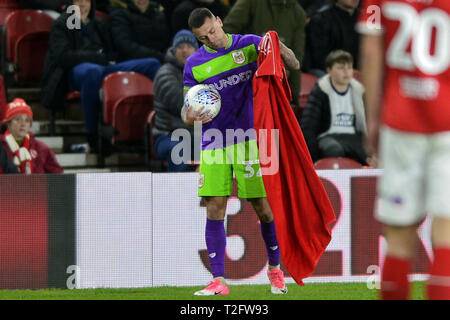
[300,50,369,165]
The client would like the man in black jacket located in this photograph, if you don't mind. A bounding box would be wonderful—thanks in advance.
[41,0,161,152]
[109,0,171,63]
[303,0,360,76]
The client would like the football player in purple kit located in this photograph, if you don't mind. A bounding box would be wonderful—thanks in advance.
[181,7,300,296]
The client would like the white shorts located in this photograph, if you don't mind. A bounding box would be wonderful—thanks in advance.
[376,126,450,226]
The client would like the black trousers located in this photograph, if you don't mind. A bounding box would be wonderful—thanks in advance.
[318,133,368,165]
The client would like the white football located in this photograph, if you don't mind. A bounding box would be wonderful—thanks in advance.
[185,84,221,119]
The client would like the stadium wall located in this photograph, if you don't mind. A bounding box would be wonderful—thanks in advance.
[0,171,431,289]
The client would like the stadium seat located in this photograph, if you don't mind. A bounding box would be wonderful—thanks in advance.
[314,157,363,170]
[95,10,108,19]
[100,71,154,165]
[0,8,17,25]
[297,72,318,117]
[1,9,53,84]
[102,71,154,131]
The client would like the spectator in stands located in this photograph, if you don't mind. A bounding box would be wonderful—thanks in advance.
[108,0,171,64]
[171,0,229,35]
[297,0,328,19]
[155,0,178,29]
[303,0,360,77]
[152,30,198,172]
[0,98,63,173]
[300,50,369,165]
[41,0,161,154]
[223,0,307,107]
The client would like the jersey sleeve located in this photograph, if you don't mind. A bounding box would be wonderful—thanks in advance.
[241,34,263,54]
[356,0,384,35]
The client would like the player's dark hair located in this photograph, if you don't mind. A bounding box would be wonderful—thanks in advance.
[325,50,354,69]
[188,8,215,30]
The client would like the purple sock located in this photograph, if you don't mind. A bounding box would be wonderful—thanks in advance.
[205,219,226,278]
[260,220,280,267]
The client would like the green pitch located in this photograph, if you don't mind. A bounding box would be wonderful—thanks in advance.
[0,282,425,300]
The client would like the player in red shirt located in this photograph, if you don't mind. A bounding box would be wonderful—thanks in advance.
[358,0,450,300]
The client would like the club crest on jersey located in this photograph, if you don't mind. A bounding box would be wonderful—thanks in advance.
[198,174,205,188]
[232,50,245,64]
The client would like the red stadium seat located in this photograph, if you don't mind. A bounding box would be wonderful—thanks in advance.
[95,10,108,19]
[0,8,16,25]
[66,90,81,100]
[101,71,154,143]
[2,10,53,83]
[297,72,318,119]
[314,157,363,170]
[353,70,361,81]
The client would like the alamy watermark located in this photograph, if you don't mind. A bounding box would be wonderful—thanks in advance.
[66,265,80,289]
[170,122,280,175]
[366,265,381,290]
[65,5,82,30]
[365,5,382,31]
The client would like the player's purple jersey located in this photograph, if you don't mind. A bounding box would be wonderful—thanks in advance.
[184,33,262,150]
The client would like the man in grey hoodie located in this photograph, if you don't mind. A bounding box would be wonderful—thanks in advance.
[152,29,199,171]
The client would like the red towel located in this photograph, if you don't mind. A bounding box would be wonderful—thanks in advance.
[253,31,336,285]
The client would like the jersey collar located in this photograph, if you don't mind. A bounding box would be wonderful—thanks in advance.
[204,34,233,53]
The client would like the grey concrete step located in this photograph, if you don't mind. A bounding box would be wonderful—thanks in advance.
[56,152,146,168]
[31,120,86,136]
[7,87,41,102]
[63,168,112,174]
[35,136,64,153]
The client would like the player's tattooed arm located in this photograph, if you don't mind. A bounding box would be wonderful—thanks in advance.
[279,41,300,70]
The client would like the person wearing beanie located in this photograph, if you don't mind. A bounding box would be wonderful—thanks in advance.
[0,98,63,174]
[171,29,199,54]
[152,29,198,171]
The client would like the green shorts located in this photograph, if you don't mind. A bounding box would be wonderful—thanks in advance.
[198,140,267,198]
